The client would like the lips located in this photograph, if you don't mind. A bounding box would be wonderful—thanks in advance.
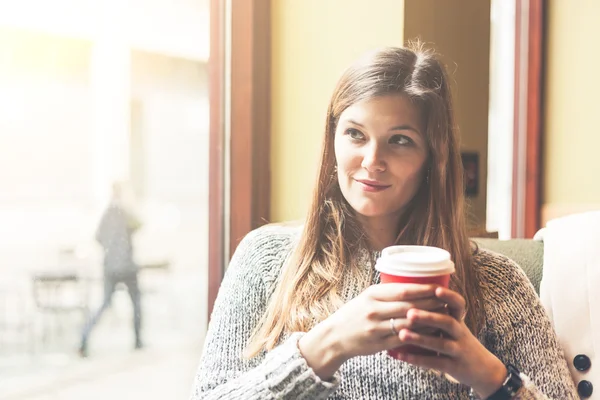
[355,179,391,192]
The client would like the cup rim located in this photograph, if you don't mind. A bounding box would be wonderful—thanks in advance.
[376,245,455,277]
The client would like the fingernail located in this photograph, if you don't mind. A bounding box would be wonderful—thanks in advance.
[400,329,414,340]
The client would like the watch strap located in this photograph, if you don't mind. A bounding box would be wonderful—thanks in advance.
[487,364,523,400]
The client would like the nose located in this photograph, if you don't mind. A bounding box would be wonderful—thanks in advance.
[361,142,386,172]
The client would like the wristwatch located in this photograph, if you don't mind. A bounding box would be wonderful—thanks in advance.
[487,364,523,400]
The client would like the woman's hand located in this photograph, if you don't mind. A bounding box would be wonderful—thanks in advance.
[396,287,507,398]
[298,283,445,380]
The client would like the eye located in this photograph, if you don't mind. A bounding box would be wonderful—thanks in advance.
[345,128,365,141]
[390,134,414,146]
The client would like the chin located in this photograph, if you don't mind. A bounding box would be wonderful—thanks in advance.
[358,211,390,219]
[347,198,404,220]
[351,204,389,218]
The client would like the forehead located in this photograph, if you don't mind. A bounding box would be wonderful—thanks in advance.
[338,95,423,127]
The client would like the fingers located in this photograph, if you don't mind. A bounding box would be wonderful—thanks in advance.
[368,283,440,302]
[395,351,453,373]
[406,308,463,339]
[434,287,466,321]
[376,297,446,319]
[379,316,413,337]
[382,332,408,350]
[398,328,460,357]
[365,311,441,340]
[409,297,447,312]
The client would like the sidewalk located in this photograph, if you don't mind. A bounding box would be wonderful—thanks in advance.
[1,339,202,400]
[1,270,207,400]
[1,318,205,400]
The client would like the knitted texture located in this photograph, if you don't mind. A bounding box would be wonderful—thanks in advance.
[474,238,544,294]
[191,225,577,399]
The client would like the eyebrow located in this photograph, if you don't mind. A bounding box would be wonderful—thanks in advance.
[346,119,421,135]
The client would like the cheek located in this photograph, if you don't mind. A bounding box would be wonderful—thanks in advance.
[396,154,427,176]
[334,140,358,175]
[333,135,342,167]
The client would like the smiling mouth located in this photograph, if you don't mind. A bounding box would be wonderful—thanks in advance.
[355,179,391,191]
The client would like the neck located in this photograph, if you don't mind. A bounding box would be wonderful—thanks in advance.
[357,214,401,251]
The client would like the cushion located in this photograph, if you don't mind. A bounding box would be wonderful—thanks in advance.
[474,239,544,294]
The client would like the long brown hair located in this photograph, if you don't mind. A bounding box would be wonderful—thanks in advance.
[245,42,484,357]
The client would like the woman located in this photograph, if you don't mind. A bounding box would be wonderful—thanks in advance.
[191,44,577,399]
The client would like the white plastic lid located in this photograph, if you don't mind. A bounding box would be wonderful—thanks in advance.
[376,245,455,277]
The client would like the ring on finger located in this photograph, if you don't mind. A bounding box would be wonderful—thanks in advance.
[390,318,399,336]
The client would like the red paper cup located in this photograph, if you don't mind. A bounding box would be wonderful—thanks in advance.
[376,246,454,359]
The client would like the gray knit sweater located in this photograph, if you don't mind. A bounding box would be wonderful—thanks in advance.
[191,225,578,399]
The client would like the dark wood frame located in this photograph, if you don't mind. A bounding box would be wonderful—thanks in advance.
[208,0,271,318]
[512,0,545,238]
[208,0,225,318]
[230,0,271,257]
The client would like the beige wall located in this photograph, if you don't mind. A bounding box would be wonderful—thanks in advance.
[404,0,491,228]
[270,0,405,222]
[543,2,600,220]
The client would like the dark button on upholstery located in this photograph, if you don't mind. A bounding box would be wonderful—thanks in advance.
[574,354,592,372]
[578,380,593,398]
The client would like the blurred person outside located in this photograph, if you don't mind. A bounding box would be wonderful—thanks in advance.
[79,182,143,357]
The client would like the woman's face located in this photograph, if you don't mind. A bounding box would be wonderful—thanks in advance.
[334,94,428,222]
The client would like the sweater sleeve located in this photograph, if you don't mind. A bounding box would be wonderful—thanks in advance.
[476,250,578,400]
[189,226,340,400]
